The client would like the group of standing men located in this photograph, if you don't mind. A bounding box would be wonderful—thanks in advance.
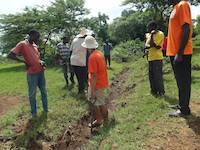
[145,0,193,117]
[7,0,193,126]
[8,27,112,127]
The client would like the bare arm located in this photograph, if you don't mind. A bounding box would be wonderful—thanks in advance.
[7,52,26,64]
[150,32,161,49]
[174,23,190,63]
[178,23,190,55]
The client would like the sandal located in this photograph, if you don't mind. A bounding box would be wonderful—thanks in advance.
[88,120,102,128]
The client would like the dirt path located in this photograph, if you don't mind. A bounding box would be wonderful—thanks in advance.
[0,96,20,116]
[145,102,200,150]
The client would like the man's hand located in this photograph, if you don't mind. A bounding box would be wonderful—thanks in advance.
[40,60,46,69]
[151,30,157,35]
[174,54,183,64]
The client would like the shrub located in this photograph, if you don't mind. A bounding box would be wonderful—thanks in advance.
[112,39,144,62]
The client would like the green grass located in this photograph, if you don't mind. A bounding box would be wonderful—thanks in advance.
[1,48,200,149]
[86,51,200,149]
[0,60,123,148]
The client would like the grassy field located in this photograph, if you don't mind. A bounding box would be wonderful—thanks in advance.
[0,60,124,149]
[0,47,200,149]
[86,52,200,149]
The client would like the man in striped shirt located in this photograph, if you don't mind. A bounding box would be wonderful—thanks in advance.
[56,36,75,86]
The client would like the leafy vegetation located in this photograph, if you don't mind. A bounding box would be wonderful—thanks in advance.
[112,39,144,62]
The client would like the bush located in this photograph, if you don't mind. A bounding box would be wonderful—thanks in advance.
[112,39,144,62]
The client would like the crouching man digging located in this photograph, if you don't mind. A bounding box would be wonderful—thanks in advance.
[82,35,109,127]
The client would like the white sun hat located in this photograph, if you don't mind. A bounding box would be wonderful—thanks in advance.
[81,35,98,49]
[77,27,88,37]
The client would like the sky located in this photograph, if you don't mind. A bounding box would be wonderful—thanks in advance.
[0,0,127,22]
[0,0,199,21]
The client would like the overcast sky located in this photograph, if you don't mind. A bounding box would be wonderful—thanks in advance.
[0,0,199,22]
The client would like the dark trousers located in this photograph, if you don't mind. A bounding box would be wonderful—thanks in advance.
[62,63,74,84]
[149,60,165,95]
[73,66,87,93]
[104,55,111,67]
[170,55,192,114]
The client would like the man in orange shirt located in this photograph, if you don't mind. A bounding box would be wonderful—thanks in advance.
[167,0,192,117]
[8,30,48,118]
[82,35,109,127]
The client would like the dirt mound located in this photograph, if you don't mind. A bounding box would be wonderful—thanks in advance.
[0,95,20,116]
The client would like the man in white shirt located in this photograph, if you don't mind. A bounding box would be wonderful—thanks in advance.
[70,28,88,94]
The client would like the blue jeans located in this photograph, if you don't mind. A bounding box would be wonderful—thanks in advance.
[27,71,48,117]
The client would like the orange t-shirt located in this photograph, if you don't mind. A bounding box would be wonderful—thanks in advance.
[11,40,44,74]
[88,50,109,89]
[167,0,193,56]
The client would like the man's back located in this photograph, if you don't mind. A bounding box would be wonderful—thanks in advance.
[70,37,87,66]
[145,30,164,61]
[88,50,108,89]
[57,42,71,60]
[103,43,112,56]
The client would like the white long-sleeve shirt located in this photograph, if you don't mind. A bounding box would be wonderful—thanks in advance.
[70,37,87,66]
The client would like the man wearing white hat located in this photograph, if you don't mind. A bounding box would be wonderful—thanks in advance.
[70,27,88,94]
[82,35,109,127]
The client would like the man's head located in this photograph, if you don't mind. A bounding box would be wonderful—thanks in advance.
[81,35,98,54]
[62,36,69,44]
[105,39,109,44]
[28,29,40,45]
[77,27,88,38]
[147,21,158,33]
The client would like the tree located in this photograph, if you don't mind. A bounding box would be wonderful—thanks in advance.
[83,13,109,41]
[122,0,200,26]
[109,11,153,44]
[195,16,200,34]
[0,0,88,54]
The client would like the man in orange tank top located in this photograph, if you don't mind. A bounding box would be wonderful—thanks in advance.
[167,0,192,117]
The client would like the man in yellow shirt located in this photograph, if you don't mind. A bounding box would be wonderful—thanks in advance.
[145,21,165,96]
